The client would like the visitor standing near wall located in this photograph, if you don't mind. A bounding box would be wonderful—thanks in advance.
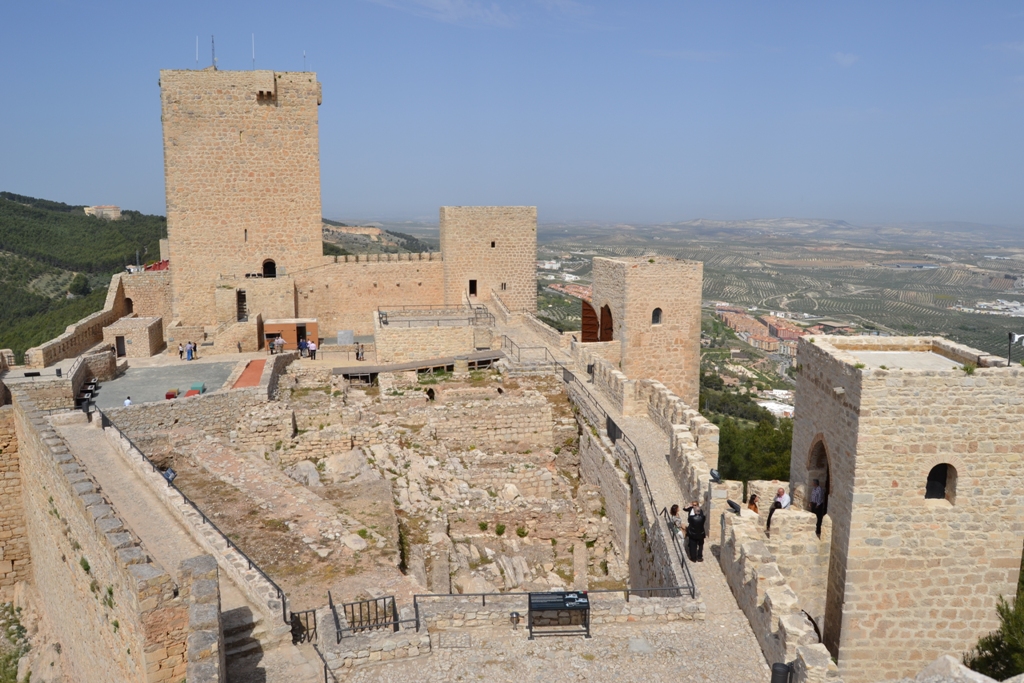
[810,480,825,536]
[124,396,132,407]
[685,501,706,562]
[747,494,759,514]
[765,487,791,534]
[299,338,307,357]
[308,340,317,360]
[669,504,684,538]
[178,343,184,360]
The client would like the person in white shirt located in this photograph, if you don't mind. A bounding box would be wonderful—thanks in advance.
[810,479,826,536]
[766,487,790,533]
[123,396,132,407]
[308,340,317,361]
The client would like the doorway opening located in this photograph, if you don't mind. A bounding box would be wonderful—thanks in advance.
[236,290,248,322]
[262,260,277,278]
[581,301,599,342]
[599,304,613,341]
[115,336,126,358]
[124,298,134,315]
[469,279,477,297]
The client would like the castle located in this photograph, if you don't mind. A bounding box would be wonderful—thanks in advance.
[0,66,1021,683]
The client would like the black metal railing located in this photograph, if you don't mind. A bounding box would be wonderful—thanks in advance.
[329,591,410,642]
[291,608,318,644]
[95,407,291,625]
[660,507,697,597]
[311,642,340,683]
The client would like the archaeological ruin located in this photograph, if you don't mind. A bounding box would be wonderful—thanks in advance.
[0,65,1021,683]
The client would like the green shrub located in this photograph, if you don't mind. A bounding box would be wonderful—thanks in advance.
[478,522,488,531]
[79,557,90,573]
[516,526,528,538]
[495,524,506,536]
[964,595,1024,678]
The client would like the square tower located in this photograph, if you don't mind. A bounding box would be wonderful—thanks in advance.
[439,206,537,312]
[159,69,323,326]
[791,336,1019,683]
[589,257,702,407]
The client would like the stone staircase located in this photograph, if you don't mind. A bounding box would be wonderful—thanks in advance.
[223,606,268,665]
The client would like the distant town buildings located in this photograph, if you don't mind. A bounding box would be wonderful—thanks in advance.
[548,282,592,302]
[84,205,121,220]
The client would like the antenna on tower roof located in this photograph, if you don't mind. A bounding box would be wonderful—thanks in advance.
[195,36,199,67]
[211,35,217,70]
[252,34,256,70]
[303,50,306,72]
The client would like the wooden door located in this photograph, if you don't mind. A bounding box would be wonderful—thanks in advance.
[599,305,613,341]
[581,301,599,342]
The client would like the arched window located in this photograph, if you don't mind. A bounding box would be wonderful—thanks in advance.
[599,304,613,342]
[651,307,663,325]
[925,464,957,504]
[262,260,277,278]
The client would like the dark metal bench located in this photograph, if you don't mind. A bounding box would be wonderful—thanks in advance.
[528,591,591,640]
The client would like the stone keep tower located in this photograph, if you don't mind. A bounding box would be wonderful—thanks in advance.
[790,335,1020,683]
[159,69,324,326]
[589,257,702,407]
[439,206,537,312]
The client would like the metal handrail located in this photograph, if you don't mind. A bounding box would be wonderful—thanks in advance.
[95,406,291,624]
[311,642,340,683]
[660,507,697,598]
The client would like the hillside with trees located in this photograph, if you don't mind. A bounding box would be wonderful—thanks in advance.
[0,192,167,362]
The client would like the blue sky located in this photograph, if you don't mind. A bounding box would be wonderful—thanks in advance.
[1,1,1022,226]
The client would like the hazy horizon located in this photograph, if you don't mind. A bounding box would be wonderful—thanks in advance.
[1,2,1023,228]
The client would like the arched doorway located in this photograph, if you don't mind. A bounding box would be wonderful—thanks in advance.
[581,301,599,342]
[262,260,277,278]
[807,439,830,503]
[124,298,134,314]
[599,304,613,342]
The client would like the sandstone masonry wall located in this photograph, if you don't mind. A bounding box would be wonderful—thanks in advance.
[0,406,28,596]
[439,206,537,313]
[577,415,630,556]
[298,255,445,337]
[14,396,191,682]
[427,395,553,450]
[374,318,476,364]
[590,257,702,407]
[121,271,173,328]
[794,336,1024,682]
[160,69,324,326]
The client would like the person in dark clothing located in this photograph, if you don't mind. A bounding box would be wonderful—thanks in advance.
[810,479,826,537]
[684,501,706,562]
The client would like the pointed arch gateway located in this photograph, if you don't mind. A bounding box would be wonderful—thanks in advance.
[581,301,599,342]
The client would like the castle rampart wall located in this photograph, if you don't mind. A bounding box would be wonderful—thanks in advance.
[13,397,194,682]
[298,257,445,337]
[25,275,128,368]
[121,270,173,327]
[374,317,476,365]
[0,406,29,596]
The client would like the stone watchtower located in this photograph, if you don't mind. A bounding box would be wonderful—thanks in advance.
[159,69,324,326]
[790,335,1020,683]
[439,206,537,313]
[587,257,702,407]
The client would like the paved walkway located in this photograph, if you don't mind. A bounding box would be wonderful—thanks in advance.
[232,359,266,389]
[94,360,240,409]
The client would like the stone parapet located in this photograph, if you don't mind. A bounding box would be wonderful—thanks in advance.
[178,555,225,683]
[12,393,189,682]
[0,406,29,595]
[718,509,824,672]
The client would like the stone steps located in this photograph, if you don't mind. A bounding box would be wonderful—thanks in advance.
[223,606,268,664]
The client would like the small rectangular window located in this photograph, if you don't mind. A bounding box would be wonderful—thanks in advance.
[491,241,496,248]
[469,280,477,296]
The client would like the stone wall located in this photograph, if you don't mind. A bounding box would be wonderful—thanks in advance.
[793,336,1024,681]
[416,591,705,631]
[427,395,553,450]
[577,416,630,557]
[522,313,572,350]
[121,270,173,328]
[637,378,719,470]
[374,317,476,364]
[13,395,192,682]
[25,274,129,368]
[573,344,639,416]
[439,206,537,313]
[179,555,225,683]
[762,508,831,630]
[102,316,165,358]
[160,69,324,326]
[0,406,29,596]
[298,254,445,337]
[458,449,554,499]
[718,509,824,671]
[590,257,702,407]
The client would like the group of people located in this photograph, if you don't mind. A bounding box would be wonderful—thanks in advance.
[177,341,199,361]
[670,479,827,564]
[297,338,318,360]
[758,479,826,537]
[354,343,366,361]
[669,501,706,563]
